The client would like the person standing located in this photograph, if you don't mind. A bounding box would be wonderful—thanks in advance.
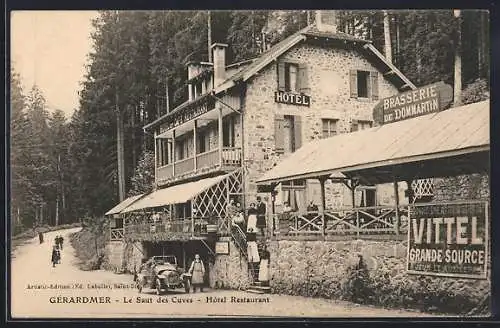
[246,203,258,233]
[258,245,270,286]
[246,229,260,281]
[189,254,206,293]
[256,196,267,237]
[51,246,59,267]
[38,231,44,244]
[59,235,64,250]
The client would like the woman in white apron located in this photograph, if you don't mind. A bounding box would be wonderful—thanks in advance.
[258,245,270,285]
[246,203,258,233]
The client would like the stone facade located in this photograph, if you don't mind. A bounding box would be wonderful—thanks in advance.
[241,43,400,205]
[209,237,251,290]
[268,239,490,314]
[104,241,126,271]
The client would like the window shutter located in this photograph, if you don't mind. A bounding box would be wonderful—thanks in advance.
[298,64,309,94]
[278,61,286,91]
[349,70,358,98]
[370,71,379,100]
[274,114,285,153]
[293,115,302,151]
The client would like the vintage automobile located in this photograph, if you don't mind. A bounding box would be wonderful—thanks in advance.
[136,255,191,295]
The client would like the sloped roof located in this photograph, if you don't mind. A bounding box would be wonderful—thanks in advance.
[105,194,145,216]
[121,174,229,213]
[257,100,489,185]
[215,24,415,93]
[145,24,416,131]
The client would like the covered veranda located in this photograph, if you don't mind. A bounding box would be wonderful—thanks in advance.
[256,100,489,240]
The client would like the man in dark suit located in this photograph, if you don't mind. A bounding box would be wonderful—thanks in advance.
[256,196,267,237]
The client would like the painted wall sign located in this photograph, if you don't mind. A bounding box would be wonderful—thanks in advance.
[275,91,310,107]
[373,81,453,125]
[215,241,230,255]
[406,201,488,279]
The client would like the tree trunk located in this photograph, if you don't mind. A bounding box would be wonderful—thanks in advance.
[453,10,462,107]
[116,93,126,202]
[383,10,392,63]
[55,198,59,226]
[207,11,212,62]
[131,105,137,172]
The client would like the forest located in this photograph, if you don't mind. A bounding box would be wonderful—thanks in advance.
[10,10,490,233]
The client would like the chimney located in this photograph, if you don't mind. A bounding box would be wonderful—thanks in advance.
[211,43,228,87]
[186,61,201,101]
[315,10,338,33]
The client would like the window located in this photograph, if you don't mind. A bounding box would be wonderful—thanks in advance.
[357,71,369,98]
[278,61,309,94]
[281,180,306,212]
[322,119,338,138]
[198,131,207,153]
[351,120,373,132]
[350,70,379,100]
[285,63,298,92]
[223,116,236,147]
[275,114,302,154]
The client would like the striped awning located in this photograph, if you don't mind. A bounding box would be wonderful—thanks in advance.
[257,100,489,185]
[121,174,228,213]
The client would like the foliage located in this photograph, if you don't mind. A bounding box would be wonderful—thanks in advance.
[128,151,155,196]
[461,78,490,105]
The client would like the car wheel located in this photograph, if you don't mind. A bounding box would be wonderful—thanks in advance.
[156,278,163,295]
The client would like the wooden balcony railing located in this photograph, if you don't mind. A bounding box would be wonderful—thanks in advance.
[197,148,219,168]
[156,147,242,184]
[175,157,195,176]
[110,228,124,241]
[273,205,410,238]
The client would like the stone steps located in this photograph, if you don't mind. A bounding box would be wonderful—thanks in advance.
[246,285,271,294]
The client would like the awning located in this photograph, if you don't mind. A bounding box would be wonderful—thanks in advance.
[257,100,489,185]
[105,194,145,216]
[121,174,229,213]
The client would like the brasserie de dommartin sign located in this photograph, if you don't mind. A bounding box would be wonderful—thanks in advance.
[407,202,488,279]
[373,81,453,124]
[275,91,310,107]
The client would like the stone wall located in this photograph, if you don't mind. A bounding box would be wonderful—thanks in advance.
[268,239,490,314]
[209,237,251,290]
[104,241,125,271]
[105,240,144,273]
[241,42,400,203]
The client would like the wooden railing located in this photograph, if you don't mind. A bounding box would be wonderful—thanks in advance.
[273,205,410,238]
[222,147,242,165]
[196,149,219,169]
[175,157,195,175]
[156,147,242,184]
[110,228,124,241]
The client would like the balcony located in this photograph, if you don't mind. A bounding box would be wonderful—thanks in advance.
[156,147,242,186]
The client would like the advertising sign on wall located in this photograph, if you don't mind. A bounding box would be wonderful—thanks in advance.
[215,241,230,255]
[407,201,488,279]
[275,91,311,107]
[373,81,453,125]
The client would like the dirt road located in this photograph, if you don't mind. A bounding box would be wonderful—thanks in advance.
[10,228,433,318]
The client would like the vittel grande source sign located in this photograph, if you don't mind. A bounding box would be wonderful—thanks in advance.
[407,201,488,279]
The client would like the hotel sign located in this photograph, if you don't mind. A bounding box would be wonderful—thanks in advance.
[407,201,488,279]
[275,91,310,107]
[373,81,453,125]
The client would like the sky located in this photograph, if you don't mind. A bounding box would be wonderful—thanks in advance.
[11,11,99,118]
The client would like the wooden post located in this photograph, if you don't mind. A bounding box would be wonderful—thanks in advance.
[172,129,176,176]
[218,107,223,166]
[193,120,198,171]
[319,177,327,237]
[393,178,400,236]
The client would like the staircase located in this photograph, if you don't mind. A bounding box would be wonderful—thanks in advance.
[246,235,271,294]
[229,224,270,294]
